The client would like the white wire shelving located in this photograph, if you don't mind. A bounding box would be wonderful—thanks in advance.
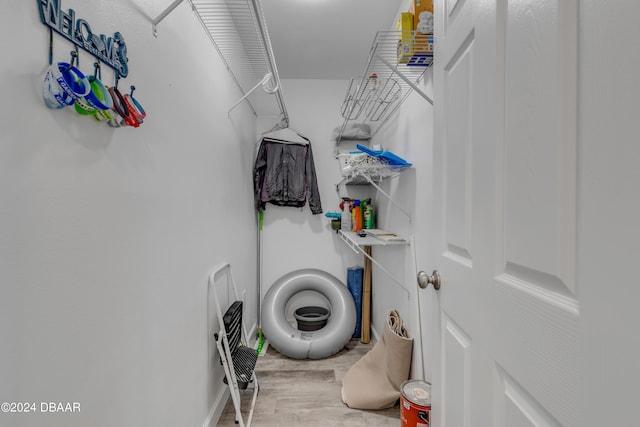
[338,163,411,186]
[152,0,288,125]
[336,164,412,220]
[337,230,410,294]
[336,30,434,143]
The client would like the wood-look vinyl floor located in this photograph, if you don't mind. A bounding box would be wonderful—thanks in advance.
[217,339,401,427]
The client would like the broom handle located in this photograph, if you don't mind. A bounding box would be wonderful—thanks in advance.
[361,245,372,344]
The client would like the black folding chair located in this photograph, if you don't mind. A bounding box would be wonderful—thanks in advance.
[210,264,259,427]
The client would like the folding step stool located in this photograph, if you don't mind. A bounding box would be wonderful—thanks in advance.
[210,263,259,427]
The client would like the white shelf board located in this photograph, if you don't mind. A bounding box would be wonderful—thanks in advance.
[337,230,409,295]
[338,230,408,248]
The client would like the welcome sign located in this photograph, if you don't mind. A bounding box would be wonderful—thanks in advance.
[38,0,129,78]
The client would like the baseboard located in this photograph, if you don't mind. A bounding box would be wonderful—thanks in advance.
[248,320,258,346]
[371,324,381,343]
[202,387,230,427]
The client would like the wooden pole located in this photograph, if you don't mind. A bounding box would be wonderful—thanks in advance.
[361,245,372,344]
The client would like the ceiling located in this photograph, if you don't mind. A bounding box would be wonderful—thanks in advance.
[260,0,404,80]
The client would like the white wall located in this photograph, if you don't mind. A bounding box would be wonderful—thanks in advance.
[259,0,433,373]
[0,2,258,426]
[258,79,363,299]
[259,74,434,381]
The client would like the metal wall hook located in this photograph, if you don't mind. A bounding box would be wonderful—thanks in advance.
[129,85,136,97]
[48,28,54,66]
[64,50,78,72]
[93,62,101,81]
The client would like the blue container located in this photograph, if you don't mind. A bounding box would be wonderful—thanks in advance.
[347,266,364,338]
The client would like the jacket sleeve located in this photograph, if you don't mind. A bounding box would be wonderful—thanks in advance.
[253,139,268,211]
[305,142,323,214]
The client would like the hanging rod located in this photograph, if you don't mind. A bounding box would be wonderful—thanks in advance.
[248,0,288,126]
[151,0,289,125]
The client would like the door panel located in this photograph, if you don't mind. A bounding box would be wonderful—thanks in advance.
[419,2,640,427]
[442,314,471,427]
[495,365,564,427]
[444,33,474,265]
[495,2,580,423]
[499,0,578,297]
[491,282,579,425]
[444,0,467,35]
[419,1,580,426]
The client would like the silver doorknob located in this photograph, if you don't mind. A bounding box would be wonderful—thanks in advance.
[417,270,441,290]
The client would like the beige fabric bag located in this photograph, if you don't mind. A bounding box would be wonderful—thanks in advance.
[341,310,413,409]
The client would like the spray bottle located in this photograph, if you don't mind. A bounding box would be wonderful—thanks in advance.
[352,200,362,231]
[340,198,352,232]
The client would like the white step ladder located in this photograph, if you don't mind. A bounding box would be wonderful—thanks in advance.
[210,263,259,427]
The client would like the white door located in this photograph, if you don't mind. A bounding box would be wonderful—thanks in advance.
[414,1,640,426]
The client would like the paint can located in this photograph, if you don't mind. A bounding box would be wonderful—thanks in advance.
[400,380,431,427]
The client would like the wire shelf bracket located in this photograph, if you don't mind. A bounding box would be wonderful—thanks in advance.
[336,167,413,221]
[337,230,410,296]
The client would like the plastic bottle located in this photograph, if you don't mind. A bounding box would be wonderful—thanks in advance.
[369,73,378,91]
[340,198,352,232]
[352,200,362,231]
[363,199,374,229]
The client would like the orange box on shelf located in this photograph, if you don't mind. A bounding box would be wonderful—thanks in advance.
[410,0,434,34]
[410,0,434,59]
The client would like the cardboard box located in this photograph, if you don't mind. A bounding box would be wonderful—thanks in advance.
[396,12,414,64]
[410,0,434,34]
[410,0,434,58]
[408,33,433,66]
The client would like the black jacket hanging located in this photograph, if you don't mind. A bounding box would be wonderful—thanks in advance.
[253,137,323,214]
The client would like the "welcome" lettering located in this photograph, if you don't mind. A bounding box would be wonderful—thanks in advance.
[38,0,129,78]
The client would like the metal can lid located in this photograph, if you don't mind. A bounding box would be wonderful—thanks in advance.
[401,380,431,406]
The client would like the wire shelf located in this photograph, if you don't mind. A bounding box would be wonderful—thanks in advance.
[339,164,411,186]
[336,30,433,143]
[154,0,287,123]
[190,0,287,122]
[337,152,410,184]
[191,1,271,79]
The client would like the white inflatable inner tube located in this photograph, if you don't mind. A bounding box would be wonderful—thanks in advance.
[262,269,356,359]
